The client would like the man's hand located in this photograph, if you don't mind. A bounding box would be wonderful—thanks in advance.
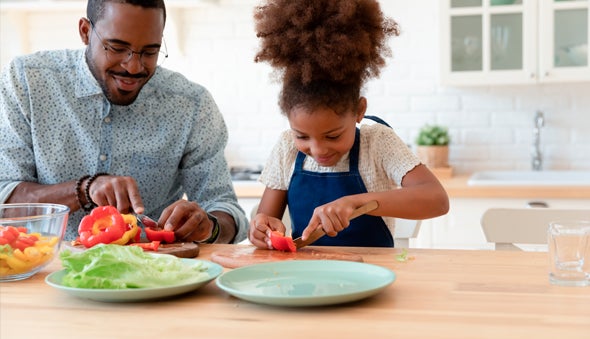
[85,174,144,214]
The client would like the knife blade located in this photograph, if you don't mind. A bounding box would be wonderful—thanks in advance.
[133,213,158,229]
[292,200,379,249]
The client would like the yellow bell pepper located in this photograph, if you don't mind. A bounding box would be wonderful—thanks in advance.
[109,214,140,245]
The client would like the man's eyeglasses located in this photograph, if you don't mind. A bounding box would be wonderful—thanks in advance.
[89,19,168,67]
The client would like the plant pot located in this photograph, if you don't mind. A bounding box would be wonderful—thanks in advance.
[416,145,449,168]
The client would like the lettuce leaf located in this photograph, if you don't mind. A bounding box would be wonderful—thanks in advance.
[59,244,207,289]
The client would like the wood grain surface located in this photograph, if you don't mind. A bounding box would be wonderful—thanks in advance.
[210,245,363,268]
[2,244,589,339]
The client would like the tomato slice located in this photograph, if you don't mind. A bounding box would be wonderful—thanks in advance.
[269,231,297,252]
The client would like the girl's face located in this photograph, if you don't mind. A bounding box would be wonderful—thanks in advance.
[288,103,364,167]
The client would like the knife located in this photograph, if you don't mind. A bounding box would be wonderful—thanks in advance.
[133,213,158,229]
[292,200,379,249]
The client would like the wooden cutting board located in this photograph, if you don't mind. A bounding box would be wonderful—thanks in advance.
[63,242,200,258]
[210,245,363,269]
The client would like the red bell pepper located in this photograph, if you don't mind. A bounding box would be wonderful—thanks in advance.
[78,206,126,248]
[129,241,161,251]
[0,226,39,251]
[270,231,297,252]
[0,226,20,244]
[144,227,175,243]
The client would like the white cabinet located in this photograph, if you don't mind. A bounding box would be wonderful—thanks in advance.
[413,197,590,250]
[440,0,590,85]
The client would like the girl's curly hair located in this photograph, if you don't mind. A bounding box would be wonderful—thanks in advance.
[254,0,399,116]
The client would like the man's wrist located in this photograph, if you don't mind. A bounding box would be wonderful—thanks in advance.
[201,212,220,244]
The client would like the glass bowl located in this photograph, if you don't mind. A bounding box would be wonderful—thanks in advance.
[0,203,69,282]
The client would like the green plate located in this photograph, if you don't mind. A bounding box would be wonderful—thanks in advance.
[45,258,222,302]
[216,260,395,307]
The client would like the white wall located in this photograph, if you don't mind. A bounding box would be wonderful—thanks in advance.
[2,0,589,174]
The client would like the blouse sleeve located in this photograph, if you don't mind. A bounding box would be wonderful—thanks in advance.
[364,124,420,186]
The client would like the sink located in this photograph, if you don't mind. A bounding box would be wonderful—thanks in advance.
[468,170,590,186]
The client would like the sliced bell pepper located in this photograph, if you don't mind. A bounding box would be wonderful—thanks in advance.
[144,226,175,243]
[0,226,39,251]
[0,226,20,244]
[270,231,297,252]
[10,234,39,252]
[109,214,140,245]
[129,241,161,251]
[78,206,126,248]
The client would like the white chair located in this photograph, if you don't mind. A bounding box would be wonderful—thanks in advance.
[481,207,590,251]
[393,218,421,248]
[249,204,421,248]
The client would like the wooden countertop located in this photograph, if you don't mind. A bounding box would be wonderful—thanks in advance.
[1,244,589,338]
[234,175,590,199]
[440,175,590,198]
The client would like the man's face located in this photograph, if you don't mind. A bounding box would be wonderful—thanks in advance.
[82,3,165,106]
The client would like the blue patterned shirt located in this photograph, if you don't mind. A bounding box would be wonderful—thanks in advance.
[0,49,248,241]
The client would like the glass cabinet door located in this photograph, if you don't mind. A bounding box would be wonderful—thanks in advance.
[539,0,590,82]
[554,8,588,67]
[451,15,483,71]
[490,13,523,70]
[442,0,536,85]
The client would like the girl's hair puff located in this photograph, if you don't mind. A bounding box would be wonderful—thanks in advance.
[254,0,399,116]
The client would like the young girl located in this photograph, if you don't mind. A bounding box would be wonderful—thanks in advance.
[249,0,449,248]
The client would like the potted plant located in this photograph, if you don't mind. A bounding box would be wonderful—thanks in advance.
[415,124,450,169]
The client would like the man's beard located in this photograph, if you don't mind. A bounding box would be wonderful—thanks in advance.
[85,49,149,106]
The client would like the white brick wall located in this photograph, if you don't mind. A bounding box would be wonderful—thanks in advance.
[2,0,589,174]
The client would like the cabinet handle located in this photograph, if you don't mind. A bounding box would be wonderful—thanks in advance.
[527,201,549,208]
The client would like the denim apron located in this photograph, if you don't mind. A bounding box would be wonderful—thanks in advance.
[287,116,394,247]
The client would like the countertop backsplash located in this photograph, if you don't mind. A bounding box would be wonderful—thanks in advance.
[2,0,589,175]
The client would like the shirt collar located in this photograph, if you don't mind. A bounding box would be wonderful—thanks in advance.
[74,49,104,98]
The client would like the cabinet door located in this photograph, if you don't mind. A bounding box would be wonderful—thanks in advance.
[441,0,537,85]
[538,0,590,82]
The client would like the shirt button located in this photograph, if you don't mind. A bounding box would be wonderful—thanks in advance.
[104,117,111,123]
[99,154,107,161]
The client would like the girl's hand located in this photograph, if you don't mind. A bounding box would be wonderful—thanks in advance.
[302,200,355,240]
[249,213,287,249]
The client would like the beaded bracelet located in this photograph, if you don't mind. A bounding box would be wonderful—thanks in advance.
[83,172,110,211]
[201,213,220,243]
[74,175,91,210]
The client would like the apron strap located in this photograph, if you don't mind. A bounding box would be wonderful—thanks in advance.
[364,115,392,128]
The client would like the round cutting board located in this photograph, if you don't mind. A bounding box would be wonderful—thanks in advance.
[63,242,200,258]
[210,245,363,269]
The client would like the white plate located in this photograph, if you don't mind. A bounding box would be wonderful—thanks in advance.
[216,260,395,307]
[46,259,222,302]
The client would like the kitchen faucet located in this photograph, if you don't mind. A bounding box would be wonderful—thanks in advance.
[531,111,544,171]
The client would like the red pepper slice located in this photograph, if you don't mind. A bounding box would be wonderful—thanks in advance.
[10,234,38,251]
[0,226,39,251]
[0,226,20,244]
[78,206,127,248]
[129,241,161,251]
[270,231,297,252]
[144,227,175,243]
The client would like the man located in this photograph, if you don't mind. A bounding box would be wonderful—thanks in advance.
[0,0,248,243]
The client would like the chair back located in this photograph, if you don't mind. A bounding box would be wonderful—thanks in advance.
[481,208,590,250]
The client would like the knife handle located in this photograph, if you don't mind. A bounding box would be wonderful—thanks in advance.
[350,200,379,220]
